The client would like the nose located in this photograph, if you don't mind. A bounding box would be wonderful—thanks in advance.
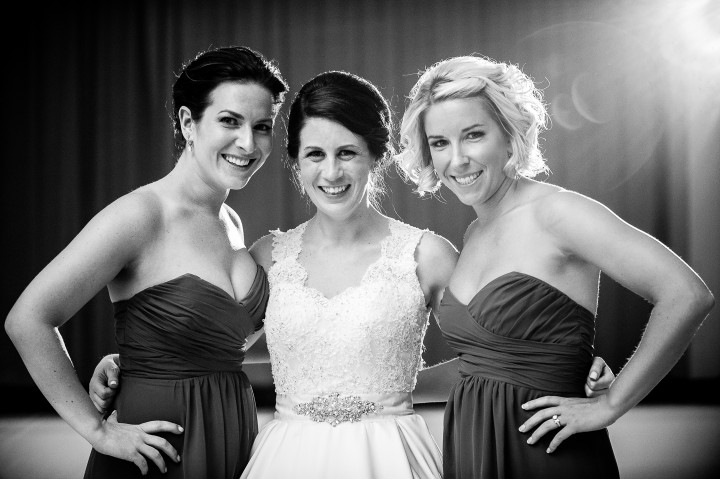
[450,143,469,167]
[235,125,255,153]
[322,157,343,181]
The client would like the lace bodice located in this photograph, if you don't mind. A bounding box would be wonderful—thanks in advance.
[265,218,430,396]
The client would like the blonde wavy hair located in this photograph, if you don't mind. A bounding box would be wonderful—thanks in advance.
[396,55,549,195]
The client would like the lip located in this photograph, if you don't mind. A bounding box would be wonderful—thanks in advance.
[222,153,256,168]
[318,184,351,196]
[451,170,482,186]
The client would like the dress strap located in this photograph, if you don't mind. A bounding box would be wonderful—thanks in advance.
[384,218,428,262]
[270,221,309,264]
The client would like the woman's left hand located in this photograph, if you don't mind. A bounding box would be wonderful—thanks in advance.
[518,394,616,453]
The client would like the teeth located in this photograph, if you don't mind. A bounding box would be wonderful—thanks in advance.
[454,171,481,185]
[223,154,251,166]
[319,185,349,195]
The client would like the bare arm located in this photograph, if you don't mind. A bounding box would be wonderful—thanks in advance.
[521,191,714,452]
[5,194,182,473]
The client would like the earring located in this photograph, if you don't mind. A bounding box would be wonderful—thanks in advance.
[187,138,194,152]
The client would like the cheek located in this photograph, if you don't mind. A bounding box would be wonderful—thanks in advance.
[298,164,315,186]
[257,136,273,155]
[430,151,445,171]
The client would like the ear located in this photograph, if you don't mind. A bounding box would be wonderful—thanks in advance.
[178,106,194,139]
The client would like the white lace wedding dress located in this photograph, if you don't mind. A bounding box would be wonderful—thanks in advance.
[240,218,442,478]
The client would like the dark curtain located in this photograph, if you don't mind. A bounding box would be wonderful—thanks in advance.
[3,0,718,407]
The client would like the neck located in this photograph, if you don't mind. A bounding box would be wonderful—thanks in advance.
[164,151,230,214]
[309,204,384,246]
[472,175,521,225]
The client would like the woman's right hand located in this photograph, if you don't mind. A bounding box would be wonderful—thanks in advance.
[89,354,121,414]
[92,410,183,475]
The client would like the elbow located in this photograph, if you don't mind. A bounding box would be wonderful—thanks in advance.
[684,281,715,321]
[5,309,23,344]
[696,287,715,317]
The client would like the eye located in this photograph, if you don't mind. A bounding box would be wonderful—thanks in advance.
[466,130,484,140]
[338,149,358,160]
[305,150,325,161]
[428,139,448,149]
[220,116,239,126]
[254,123,272,134]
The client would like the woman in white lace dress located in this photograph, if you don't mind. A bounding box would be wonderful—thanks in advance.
[240,70,458,478]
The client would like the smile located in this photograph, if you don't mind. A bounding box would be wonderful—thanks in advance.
[318,185,349,195]
[222,154,254,167]
[452,171,482,186]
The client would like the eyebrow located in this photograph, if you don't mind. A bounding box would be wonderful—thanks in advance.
[302,143,361,152]
[427,123,485,139]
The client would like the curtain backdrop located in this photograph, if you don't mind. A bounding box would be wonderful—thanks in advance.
[3,0,718,406]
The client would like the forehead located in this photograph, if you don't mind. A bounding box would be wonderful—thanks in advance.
[424,97,497,133]
[206,82,274,117]
[299,117,367,149]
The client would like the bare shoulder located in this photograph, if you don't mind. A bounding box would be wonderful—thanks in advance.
[534,188,612,230]
[417,230,459,264]
[248,233,274,270]
[416,230,459,289]
[93,186,164,246]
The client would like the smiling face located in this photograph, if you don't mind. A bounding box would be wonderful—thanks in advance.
[297,117,375,220]
[185,81,275,191]
[424,97,513,208]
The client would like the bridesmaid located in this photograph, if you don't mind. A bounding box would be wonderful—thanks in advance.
[396,54,714,479]
[5,46,287,478]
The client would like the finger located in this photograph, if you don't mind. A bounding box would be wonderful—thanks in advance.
[90,392,108,414]
[138,443,167,474]
[144,434,181,463]
[521,395,561,411]
[519,409,559,433]
[594,365,616,390]
[106,364,120,388]
[588,356,606,381]
[546,426,573,453]
[96,387,116,401]
[585,383,609,398]
[526,418,558,445]
[139,420,184,435]
[129,451,149,476]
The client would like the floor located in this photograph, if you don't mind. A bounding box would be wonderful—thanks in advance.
[1,405,718,479]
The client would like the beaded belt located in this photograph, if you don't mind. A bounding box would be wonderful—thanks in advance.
[293,392,384,426]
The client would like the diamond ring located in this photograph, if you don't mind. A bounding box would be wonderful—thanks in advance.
[552,414,561,427]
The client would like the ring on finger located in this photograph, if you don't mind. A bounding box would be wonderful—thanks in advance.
[552,414,562,427]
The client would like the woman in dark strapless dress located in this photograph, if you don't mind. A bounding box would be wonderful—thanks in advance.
[397,55,714,479]
[5,46,288,478]
[439,272,618,479]
[84,269,267,478]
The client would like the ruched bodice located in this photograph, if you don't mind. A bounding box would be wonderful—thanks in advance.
[438,271,618,479]
[440,272,594,395]
[115,269,267,379]
[85,265,268,479]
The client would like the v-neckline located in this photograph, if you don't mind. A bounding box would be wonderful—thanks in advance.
[293,220,393,302]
